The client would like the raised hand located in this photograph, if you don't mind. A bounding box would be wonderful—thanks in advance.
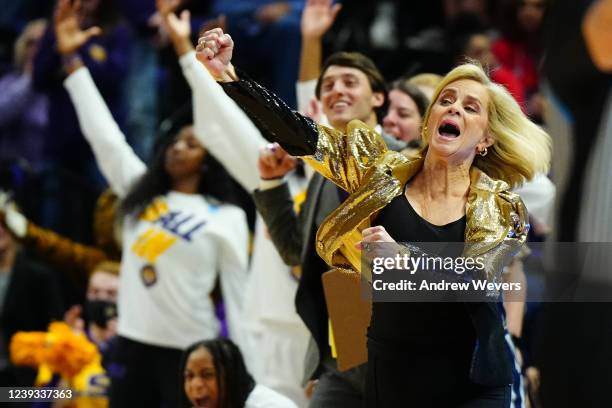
[301,0,342,39]
[166,10,191,41]
[258,143,297,180]
[54,0,101,55]
[156,0,181,17]
[156,0,189,41]
[195,28,235,81]
[256,2,291,25]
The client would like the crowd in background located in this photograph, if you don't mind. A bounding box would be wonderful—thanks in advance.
[0,0,547,248]
[0,0,610,407]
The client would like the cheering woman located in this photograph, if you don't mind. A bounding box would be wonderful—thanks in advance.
[54,2,248,406]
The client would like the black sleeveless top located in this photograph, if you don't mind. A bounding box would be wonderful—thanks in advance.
[369,185,476,352]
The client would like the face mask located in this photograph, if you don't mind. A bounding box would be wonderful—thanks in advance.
[85,300,118,328]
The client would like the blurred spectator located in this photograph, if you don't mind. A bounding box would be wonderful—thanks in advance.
[400,0,498,75]
[0,0,54,72]
[443,0,492,26]
[382,77,429,144]
[493,0,546,120]
[457,31,526,110]
[32,0,131,184]
[408,72,443,100]
[0,212,63,387]
[0,19,49,173]
[29,261,119,408]
[53,3,250,406]
[539,1,612,405]
[0,188,120,295]
[211,0,304,106]
[180,338,298,408]
[32,0,131,242]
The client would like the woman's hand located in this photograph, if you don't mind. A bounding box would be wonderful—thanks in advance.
[357,227,399,277]
[156,0,192,56]
[258,143,297,179]
[54,0,101,56]
[355,226,396,250]
[196,28,236,81]
[156,0,181,16]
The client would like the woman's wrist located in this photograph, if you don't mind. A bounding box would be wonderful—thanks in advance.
[218,64,238,82]
[172,37,194,57]
[62,53,84,74]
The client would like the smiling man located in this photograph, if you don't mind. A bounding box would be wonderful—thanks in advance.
[314,52,386,131]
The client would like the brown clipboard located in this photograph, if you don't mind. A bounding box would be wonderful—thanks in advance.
[321,268,372,371]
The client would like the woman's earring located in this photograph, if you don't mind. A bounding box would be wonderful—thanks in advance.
[479,147,488,157]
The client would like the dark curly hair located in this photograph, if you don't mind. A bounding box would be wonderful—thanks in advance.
[179,338,255,408]
[120,104,239,217]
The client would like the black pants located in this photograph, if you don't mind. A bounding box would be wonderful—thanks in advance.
[365,346,510,408]
[109,336,183,408]
[309,354,366,407]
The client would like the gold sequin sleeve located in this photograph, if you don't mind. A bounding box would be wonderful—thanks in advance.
[303,120,390,194]
[219,74,389,191]
[464,182,530,282]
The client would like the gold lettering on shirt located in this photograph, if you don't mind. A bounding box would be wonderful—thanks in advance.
[139,199,169,222]
[131,228,177,263]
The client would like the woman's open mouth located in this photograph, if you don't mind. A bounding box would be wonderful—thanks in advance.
[437,120,461,139]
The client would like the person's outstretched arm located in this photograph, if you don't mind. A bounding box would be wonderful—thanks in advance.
[24,222,109,279]
[196,28,320,157]
[196,28,391,194]
[159,2,266,192]
[296,0,340,118]
[0,192,108,280]
[299,0,341,82]
[55,0,146,197]
[250,147,303,266]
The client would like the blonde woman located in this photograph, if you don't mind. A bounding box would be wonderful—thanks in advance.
[197,28,550,407]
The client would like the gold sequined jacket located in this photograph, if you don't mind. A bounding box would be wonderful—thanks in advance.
[305,122,529,283]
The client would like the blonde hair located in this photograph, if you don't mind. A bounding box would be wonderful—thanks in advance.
[92,261,120,276]
[14,19,47,70]
[408,73,443,89]
[420,63,551,188]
